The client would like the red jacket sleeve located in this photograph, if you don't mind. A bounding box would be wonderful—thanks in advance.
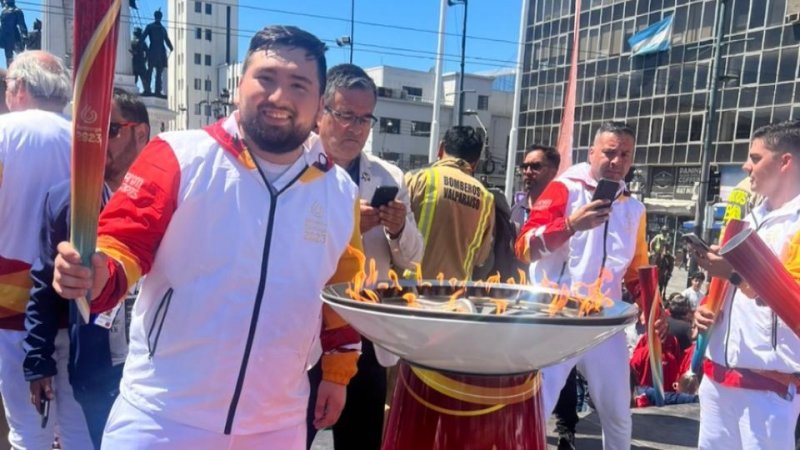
[92,138,180,313]
[514,181,572,263]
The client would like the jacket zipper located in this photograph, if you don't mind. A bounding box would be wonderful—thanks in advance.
[147,288,174,358]
[772,312,779,349]
[223,163,308,435]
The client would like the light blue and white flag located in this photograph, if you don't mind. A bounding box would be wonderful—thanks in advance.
[628,15,674,56]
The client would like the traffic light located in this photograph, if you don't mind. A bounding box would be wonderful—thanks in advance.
[706,165,721,202]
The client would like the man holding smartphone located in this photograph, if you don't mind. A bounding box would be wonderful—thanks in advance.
[308,64,424,450]
[515,121,651,450]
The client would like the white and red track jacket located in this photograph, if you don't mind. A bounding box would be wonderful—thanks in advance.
[92,113,363,435]
[515,162,648,304]
[707,193,800,375]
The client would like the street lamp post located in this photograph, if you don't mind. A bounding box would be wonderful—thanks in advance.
[688,0,728,277]
[448,0,468,126]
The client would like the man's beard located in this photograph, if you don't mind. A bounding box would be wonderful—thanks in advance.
[240,108,314,155]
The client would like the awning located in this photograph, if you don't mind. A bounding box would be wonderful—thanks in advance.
[642,198,695,216]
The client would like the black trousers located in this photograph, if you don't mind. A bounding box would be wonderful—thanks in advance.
[553,367,579,435]
[307,339,387,450]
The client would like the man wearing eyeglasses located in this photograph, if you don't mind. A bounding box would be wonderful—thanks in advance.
[306,63,423,450]
[23,88,150,450]
[0,50,95,450]
[510,144,560,231]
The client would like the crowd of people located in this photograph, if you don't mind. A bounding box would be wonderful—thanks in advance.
[1,23,799,450]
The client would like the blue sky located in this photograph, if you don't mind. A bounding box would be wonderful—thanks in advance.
[15,0,524,74]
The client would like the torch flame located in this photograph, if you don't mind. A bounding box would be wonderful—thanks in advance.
[388,269,401,291]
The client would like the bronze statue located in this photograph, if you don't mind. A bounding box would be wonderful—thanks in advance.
[130,27,149,94]
[0,0,27,66]
[142,9,172,97]
[25,18,40,50]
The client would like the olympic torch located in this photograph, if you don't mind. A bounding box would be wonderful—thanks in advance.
[720,228,800,338]
[70,0,122,322]
[637,266,664,405]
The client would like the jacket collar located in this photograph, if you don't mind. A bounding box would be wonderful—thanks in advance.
[433,156,474,175]
[753,192,800,225]
[559,162,629,196]
[204,112,333,173]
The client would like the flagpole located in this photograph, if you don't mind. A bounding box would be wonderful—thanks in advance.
[504,0,529,203]
[555,0,581,175]
[428,0,448,163]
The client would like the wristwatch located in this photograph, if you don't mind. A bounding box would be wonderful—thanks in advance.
[728,272,743,286]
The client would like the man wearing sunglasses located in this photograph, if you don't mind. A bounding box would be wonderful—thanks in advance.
[307,63,423,450]
[510,144,560,231]
[23,88,149,449]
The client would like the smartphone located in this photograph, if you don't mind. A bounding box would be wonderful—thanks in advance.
[370,186,399,208]
[682,233,710,252]
[592,178,619,204]
[39,395,49,429]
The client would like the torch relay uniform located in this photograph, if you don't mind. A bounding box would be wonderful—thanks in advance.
[90,113,363,450]
[515,162,648,450]
[700,193,800,450]
[0,110,94,450]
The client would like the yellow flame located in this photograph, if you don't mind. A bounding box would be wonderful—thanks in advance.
[490,299,508,315]
[365,258,378,286]
[363,289,380,303]
[448,288,465,310]
[436,272,445,285]
[388,269,401,290]
[377,282,389,290]
[402,292,419,308]
[517,269,527,285]
[414,262,423,285]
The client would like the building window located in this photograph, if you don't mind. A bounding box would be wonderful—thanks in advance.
[205,54,211,66]
[205,3,212,14]
[409,154,428,168]
[194,1,201,13]
[194,78,201,90]
[195,28,202,39]
[194,53,201,65]
[205,79,212,92]
[477,95,490,110]
[410,121,431,136]
[195,103,201,114]
[380,117,400,134]
[402,86,423,98]
[205,29,212,41]
[205,104,212,116]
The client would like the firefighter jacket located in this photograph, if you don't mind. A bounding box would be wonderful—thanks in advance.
[405,157,495,280]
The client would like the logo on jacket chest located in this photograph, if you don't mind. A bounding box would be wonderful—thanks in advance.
[304,201,327,243]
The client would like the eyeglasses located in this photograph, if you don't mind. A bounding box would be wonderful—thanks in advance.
[109,122,137,139]
[324,106,378,127]
[521,162,547,171]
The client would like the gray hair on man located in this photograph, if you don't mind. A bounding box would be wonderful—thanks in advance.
[7,50,72,112]
[323,63,377,106]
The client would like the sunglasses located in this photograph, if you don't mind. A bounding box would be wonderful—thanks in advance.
[521,162,547,171]
[109,121,137,139]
